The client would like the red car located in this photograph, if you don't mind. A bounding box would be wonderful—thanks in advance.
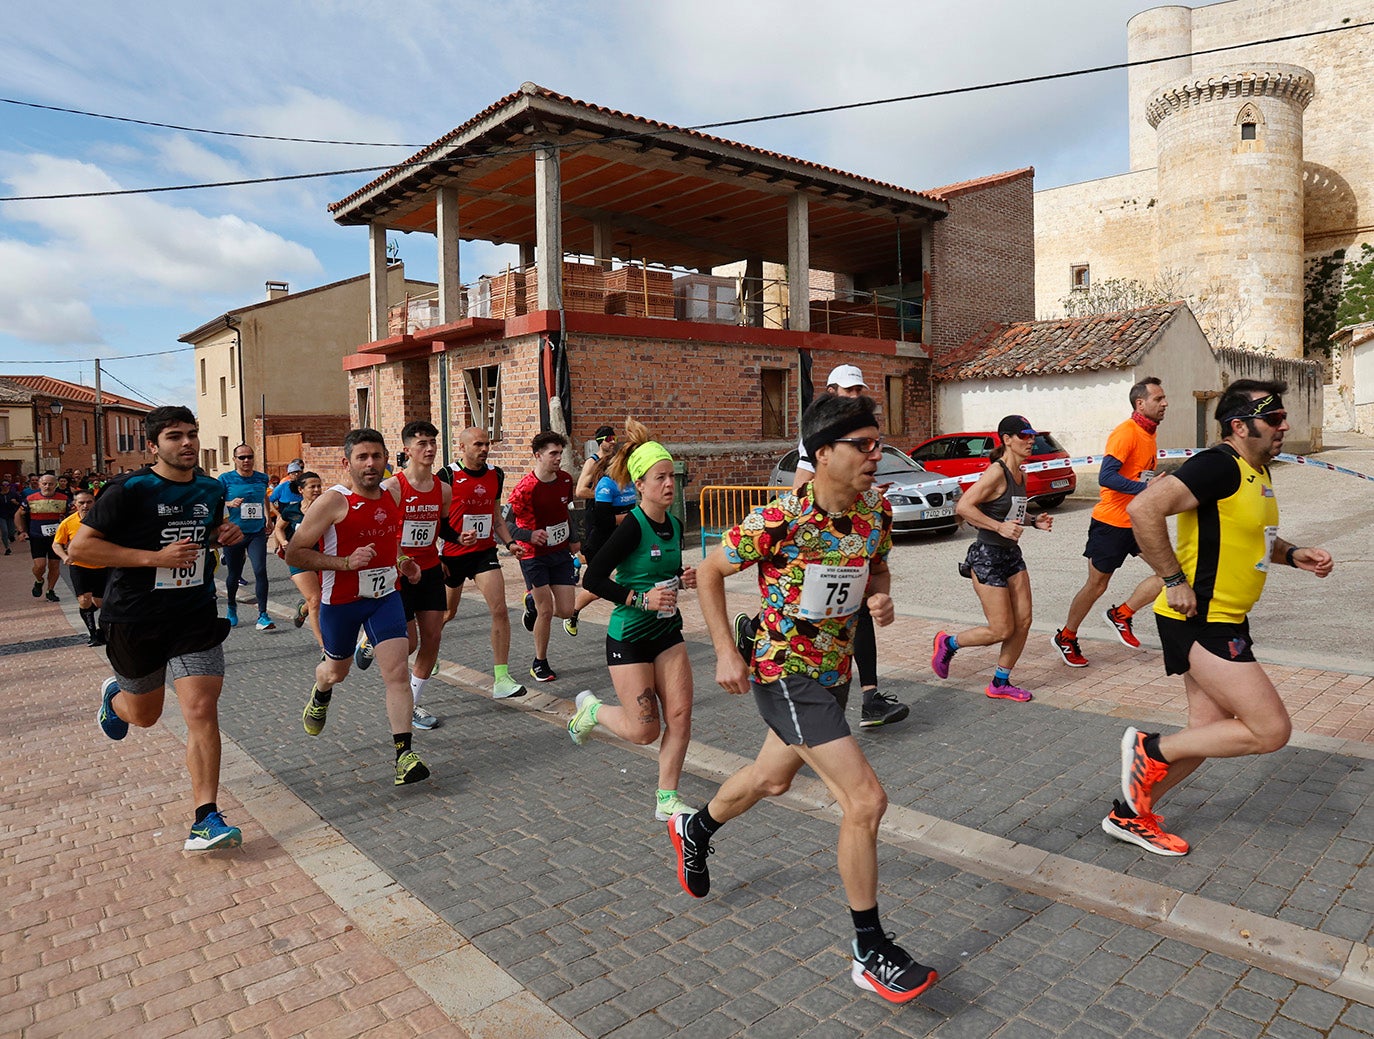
[908,431,1077,508]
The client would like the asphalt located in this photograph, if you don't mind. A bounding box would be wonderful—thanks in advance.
[4,468,1374,1037]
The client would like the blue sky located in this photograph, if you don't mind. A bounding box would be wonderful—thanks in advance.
[0,0,1162,406]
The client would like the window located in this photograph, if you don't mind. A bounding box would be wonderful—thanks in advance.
[1070,264,1090,292]
[82,419,89,445]
[761,368,787,438]
[219,376,228,416]
[1236,103,1263,143]
[1240,122,1257,140]
[202,448,217,471]
[355,386,371,428]
[462,365,502,439]
[0,416,9,444]
[884,376,905,437]
[219,437,230,464]
[62,418,70,445]
[199,358,207,395]
[46,416,53,441]
[228,346,236,387]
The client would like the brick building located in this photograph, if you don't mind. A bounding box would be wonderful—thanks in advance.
[326,84,1035,503]
[0,375,151,477]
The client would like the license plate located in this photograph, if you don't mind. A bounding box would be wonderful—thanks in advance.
[1051,479,1070,489]
[922,507,955,520]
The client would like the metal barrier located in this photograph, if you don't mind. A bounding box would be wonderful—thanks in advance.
[698,485,790,556]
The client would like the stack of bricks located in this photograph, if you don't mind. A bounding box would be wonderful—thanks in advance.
[809,300,902,340]
[525,261,605,314]
[604,266,674,318]
[490,269,526,319]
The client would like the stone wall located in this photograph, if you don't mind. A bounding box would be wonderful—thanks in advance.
[1214,346,1324,452]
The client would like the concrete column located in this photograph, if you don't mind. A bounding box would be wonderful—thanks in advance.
[534,145,563,311]
[744,255,764,327]
[787,193,810,332]
[436,186,462,322]
[592,221,614,270]
[920,223,934,346]
[369,223,388,342]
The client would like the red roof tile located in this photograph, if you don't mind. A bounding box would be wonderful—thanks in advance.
[934,303,1189,381]
[0,374,151,411]
[926,167,1035,200]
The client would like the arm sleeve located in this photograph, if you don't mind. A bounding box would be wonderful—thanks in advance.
[1172,450,1242,506]
[1098,455,1147,495]
[582,513,643,603]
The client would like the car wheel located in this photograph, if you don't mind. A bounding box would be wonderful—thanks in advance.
[1037,494,1066,509]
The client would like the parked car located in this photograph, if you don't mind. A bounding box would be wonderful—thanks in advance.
[908,431,1077,508]
[768,445,962,535]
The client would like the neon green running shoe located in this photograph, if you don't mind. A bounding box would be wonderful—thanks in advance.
[568,690,601,745]
[302,686,329,736]
[395,750,430,786]
[655,791,696,822]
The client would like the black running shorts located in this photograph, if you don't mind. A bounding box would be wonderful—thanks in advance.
[605,629,685,666]
[959,542,1027,588]
[751,675,851,747]
[1155,614,1256,676]
[1083,518,1141,574]
[29,535,58,561]
[401,563,447,619]
[103,603,230,693]
[70,566,110,599]
[440,548,501,588]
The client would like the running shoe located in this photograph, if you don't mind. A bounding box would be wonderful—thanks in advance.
[431,660,441,678]
[45,589,59,603]
[1051,629,1088,667]
[412,704,439,730]
[238,577,249,587]
[850,937,938,1004]
[668,812,712,898]
[293,600,309,628]
[860,691,910,728]
[97,677,128,741]
[255,613,275,632]
[568,690,601,745]
[985,682,1033,703]
[563,615,578,637]
[302,686,329,736]
[1103,605,1141,649]
[394,749,430,786]
[31,580,41,598]
[354,636,374,671]
[530,658,557,683]
[184,811,243,851]
[655,791,696,821]
[930,631,957,679]
[521,592,537,633]
[732,611,755,667]
[1102,799,1189,856]
[493,674,527,699]
[1121,726,1170,815]
[226,604,238,627]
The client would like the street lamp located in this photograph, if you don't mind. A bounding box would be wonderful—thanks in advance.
[48,401,64,415]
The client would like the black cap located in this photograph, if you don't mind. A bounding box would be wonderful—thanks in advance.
[594,425,616,442]
[996,415,1036,439]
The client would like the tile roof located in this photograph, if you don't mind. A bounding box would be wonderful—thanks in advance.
[0,377,33,404]
[0,374,151,411]
[926,167,1035,200]
[330,83,945,216]
[934,302,1188,381]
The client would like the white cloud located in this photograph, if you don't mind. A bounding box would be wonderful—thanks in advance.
[0,240,103,344]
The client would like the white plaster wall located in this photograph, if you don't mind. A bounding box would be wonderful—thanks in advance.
[1352,338,1374,433]
[1133,309,1225,448]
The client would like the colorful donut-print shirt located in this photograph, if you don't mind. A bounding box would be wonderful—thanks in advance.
[723,485,892,686]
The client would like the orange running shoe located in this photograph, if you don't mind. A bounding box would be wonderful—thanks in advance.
[1120,726,1169,815]
[1104,605,1142,649]
[1102,800,1189,856]
[1051,629,1088,667]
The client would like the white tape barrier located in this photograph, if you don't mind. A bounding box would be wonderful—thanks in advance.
[1021,448,1374,484]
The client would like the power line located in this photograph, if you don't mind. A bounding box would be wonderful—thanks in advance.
[98,366,169,407]
[0,20,1368,204]
[0,345,192,363]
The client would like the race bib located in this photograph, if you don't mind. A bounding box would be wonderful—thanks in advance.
[39,522,58,537]
[155,550,206,590]
[239,501,265,521]
[358,566,397,599]
[401,519,437,547]
[653,577,679,619]
[461,513,492,540]
[1257,525,1278,572]
[1137,470,1156,482]
[545,520,570,546]
[797,563,868,621]
[1009,496,1028,526]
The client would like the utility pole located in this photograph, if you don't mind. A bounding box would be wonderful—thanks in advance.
[93,360,105,473]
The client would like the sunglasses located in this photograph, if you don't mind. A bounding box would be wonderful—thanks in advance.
[1253,410,1287,427]
[235,454,254,460]
[832,436,884,453]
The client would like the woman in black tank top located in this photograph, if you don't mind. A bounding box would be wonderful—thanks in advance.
[929,416,1055,703]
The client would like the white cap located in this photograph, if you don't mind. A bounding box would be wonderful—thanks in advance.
[826,363,866,389]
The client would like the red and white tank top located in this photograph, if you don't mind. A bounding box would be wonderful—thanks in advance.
[395,471,443,570]
[319,485,402,605]
[442,466,502,557]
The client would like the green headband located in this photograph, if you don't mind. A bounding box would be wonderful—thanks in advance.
[627,441,673,482]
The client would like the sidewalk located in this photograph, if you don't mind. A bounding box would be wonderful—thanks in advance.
[4,548,1373,1037]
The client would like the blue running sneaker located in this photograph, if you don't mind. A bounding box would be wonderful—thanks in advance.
[97,677,128,741]
[185,811,242,851]
[255,613,276,632]
[226,604,239,627]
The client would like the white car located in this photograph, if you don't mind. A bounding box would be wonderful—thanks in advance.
[768,445,962,535]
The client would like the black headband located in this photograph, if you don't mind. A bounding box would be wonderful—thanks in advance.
[1218,393,1284,425]
[803,414,875,460]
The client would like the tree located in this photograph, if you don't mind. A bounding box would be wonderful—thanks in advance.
[1059,269,1252,351]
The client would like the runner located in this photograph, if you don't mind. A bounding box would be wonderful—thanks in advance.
[779,364,908,728]
[72,405,245,850]
[437,426,526,700]
[269,469,324,647]
[568,420,697,822]
[286,429,430,785]
[1108,379,1334,856]
[51,489,109,646]
[381,420,451,729]
[574,425,617,500]
[680,393,938,1004]
[17,472,70,601]
[1053,378,1169,666]
[563,441,637,637]
[218,444,274,631]
[0,474,21,554]
[930,415,1054,702]
[507,431,580,683]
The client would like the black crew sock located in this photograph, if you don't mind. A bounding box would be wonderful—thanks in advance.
[394,732,412,758]
[851,905,884,955]
[687,804,723,844]
[194,802,219,825]
[570,610,579,622]
[1143,733,1169,764]
[313,685,332,704]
